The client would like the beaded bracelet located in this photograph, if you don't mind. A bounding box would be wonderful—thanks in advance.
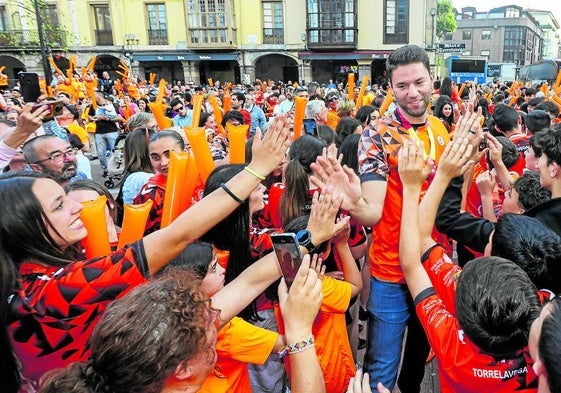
[277,336,315,358]
[220,183,244,204]
[244,166,266,181]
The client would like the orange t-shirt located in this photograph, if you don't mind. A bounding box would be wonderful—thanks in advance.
[358,111,450,283]
[276,276,355,393]
[326,109,340,129]
[199,316,278,393]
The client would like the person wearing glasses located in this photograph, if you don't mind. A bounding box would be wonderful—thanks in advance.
[325,91,341,129]
[170,98,193,128]
[22,135,80,187]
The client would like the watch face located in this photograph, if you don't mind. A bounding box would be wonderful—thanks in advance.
[297,229,310,244]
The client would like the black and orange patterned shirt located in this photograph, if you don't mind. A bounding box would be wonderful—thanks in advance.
[133,173,167,235]
[8,241,149,390]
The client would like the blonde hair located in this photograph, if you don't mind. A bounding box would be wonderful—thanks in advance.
[337,99,355,118]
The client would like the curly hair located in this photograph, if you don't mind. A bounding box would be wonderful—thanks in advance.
[39,269,214,393]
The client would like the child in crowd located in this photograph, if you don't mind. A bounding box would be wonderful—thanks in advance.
[398,138,542,392]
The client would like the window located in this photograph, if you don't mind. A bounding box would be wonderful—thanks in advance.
[262,1,283,44]
[480,50,490,56]
[43,4,60,27]
[306,0,357,46]
[92,5,113,45]
[443,32,453,41]
[462,30,471,40]
[503,26,526,65]
[187,0,236,46]
[383,0,408,44]
[0,6,8,31]
[505,7,519,18]
[146,3,168,45]
[481,30,491,40]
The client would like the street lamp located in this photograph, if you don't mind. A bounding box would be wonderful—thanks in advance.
[33,0,53,85]
[430,8,438,77]
[430,8,437,49]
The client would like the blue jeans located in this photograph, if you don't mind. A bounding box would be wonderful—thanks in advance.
[95,132,118,172]
[364,277,411,390]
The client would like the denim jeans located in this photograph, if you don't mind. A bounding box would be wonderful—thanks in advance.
[95,132,118,172]
[364,277,411,390]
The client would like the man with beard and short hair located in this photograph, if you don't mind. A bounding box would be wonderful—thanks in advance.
[23,135,82,187]
[311,44,450,391]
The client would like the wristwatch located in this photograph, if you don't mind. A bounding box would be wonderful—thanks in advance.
[296,229,318,253]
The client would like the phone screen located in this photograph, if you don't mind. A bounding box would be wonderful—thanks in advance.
[19,72,41,103]
[303,118,317,137]
[271,233,303,288]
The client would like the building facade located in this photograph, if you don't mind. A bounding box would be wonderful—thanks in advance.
[443,5,557,67]
[527,9,561,60]
[0,0,439,87]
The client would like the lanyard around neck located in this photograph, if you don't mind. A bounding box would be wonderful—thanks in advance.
[407,125,436,161]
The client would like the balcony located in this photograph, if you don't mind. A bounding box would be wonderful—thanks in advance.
[148,29,168,45]
[306,28,357,50]
[188,28,237,49]
[263,28,284,44]
[95,29,114,46]
[0,29,67,48]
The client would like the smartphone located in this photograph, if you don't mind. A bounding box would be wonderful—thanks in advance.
[271,233,303,288]
[19,72,41,103]
[303,118,317,137]
[479,133,487,151]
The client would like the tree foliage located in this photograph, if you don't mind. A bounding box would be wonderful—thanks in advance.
[436,0,457,38]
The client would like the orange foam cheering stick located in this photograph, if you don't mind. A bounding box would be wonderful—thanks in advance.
[148,79,173,129]
[554,70,561,90]
[80,195,111,258]
[347,72,355,102]
[185,126,215,182]
[161,151,191,228]
[208,94,226,136]
[292,96,307,140]
[356,75,369,108]
[117,200,153,250]
[379,88,394,115]
[191,94,203,128]
[226,123,249,164]
[223,90,232,112]
[177,153,199,212]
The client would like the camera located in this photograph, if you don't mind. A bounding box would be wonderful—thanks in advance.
[32,100,65,122]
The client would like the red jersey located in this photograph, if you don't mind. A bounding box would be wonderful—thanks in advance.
[133,173,166,235]
[417,245,537,392]
[358,110,450,283]
[9,242,149,390]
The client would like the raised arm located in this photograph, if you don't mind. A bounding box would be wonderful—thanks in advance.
[398,141,433,299]
[211,185,347,326]
[332,219,362,297]
[418,138,474,249]
[143,115,292,273]
[279,254,325,393]
[475,170,498,222]
[310,152,386,227]
[485,132,515,192]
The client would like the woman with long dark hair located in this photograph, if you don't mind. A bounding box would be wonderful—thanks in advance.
[433,95,455,133]
[0,121,292,392]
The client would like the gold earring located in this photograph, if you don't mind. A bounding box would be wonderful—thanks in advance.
[188,367,194,373]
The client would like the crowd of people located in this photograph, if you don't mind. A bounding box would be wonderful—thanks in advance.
[1,42,561,393]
